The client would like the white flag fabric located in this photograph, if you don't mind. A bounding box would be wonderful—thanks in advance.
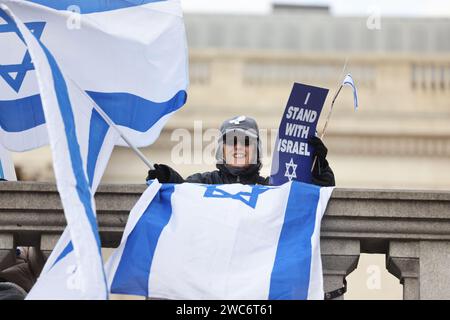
[106,180,334,300]
[0,5,109,299]
[342,73,358,110]
[0,141,16,180]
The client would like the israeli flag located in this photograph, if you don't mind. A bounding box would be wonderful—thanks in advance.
[0,0,188,299]
[342,74,358,110]
[106,181,334,300]
[0,0,188,154]
[0,141,16,180]
[0,5,109,299]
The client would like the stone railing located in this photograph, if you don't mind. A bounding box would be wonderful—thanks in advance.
[1,182,449,299]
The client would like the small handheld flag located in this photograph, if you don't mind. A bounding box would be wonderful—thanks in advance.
[342,74,358,110]
[311,71,359,172]
[320,72,359,140]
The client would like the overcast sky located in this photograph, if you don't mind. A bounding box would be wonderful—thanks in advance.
[181,0,450,17]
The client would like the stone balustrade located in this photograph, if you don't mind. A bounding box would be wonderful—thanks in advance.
[1,181,449,299]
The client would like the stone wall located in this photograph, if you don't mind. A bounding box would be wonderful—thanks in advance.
[1,181,449,299]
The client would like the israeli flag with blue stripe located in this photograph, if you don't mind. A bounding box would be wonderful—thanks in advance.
[106,181,334,300]
[0,0,188,156]
[342,74,358,110]
[0,0,188,299]
[0,5,109,299]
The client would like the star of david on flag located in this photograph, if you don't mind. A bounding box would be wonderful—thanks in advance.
[203,185,271,208]
[0,9,44,92]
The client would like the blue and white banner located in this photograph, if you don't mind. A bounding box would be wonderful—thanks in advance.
[0,140,16,180]
[0,0,188,299]
[106,181,334,300]
[0,5,109,299]
[0,0,188,153]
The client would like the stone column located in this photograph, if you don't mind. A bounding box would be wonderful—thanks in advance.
[417,241,450,299]
[321,238,360,300]
[386,241,420,300]
[388,240,450,300]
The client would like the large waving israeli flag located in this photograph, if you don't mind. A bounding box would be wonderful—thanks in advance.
[0,5,109,298]
[106,181,334,300]
[0,0,188,154]
[0,0,188,299]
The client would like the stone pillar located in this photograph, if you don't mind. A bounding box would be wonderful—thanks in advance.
[418,241,450,300]
[386,241,419,300]
[321,239,360,300]
[388,240,450,300]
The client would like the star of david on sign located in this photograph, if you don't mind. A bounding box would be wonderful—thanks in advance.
[284,158,298,181]
[203,185,271,209]
[0,9,46,93]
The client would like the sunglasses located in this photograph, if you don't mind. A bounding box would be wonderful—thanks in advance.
[223,135,251,147]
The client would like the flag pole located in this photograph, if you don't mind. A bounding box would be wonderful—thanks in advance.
[311,57,348,173]
[319,83,343,140]
[68,78,155,170]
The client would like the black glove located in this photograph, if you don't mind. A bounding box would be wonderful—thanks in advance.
[309,136,328,161]
[308,137,336,187]
[146,164,172,183]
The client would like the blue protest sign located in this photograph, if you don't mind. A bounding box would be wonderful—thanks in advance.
[270,83,329,185]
